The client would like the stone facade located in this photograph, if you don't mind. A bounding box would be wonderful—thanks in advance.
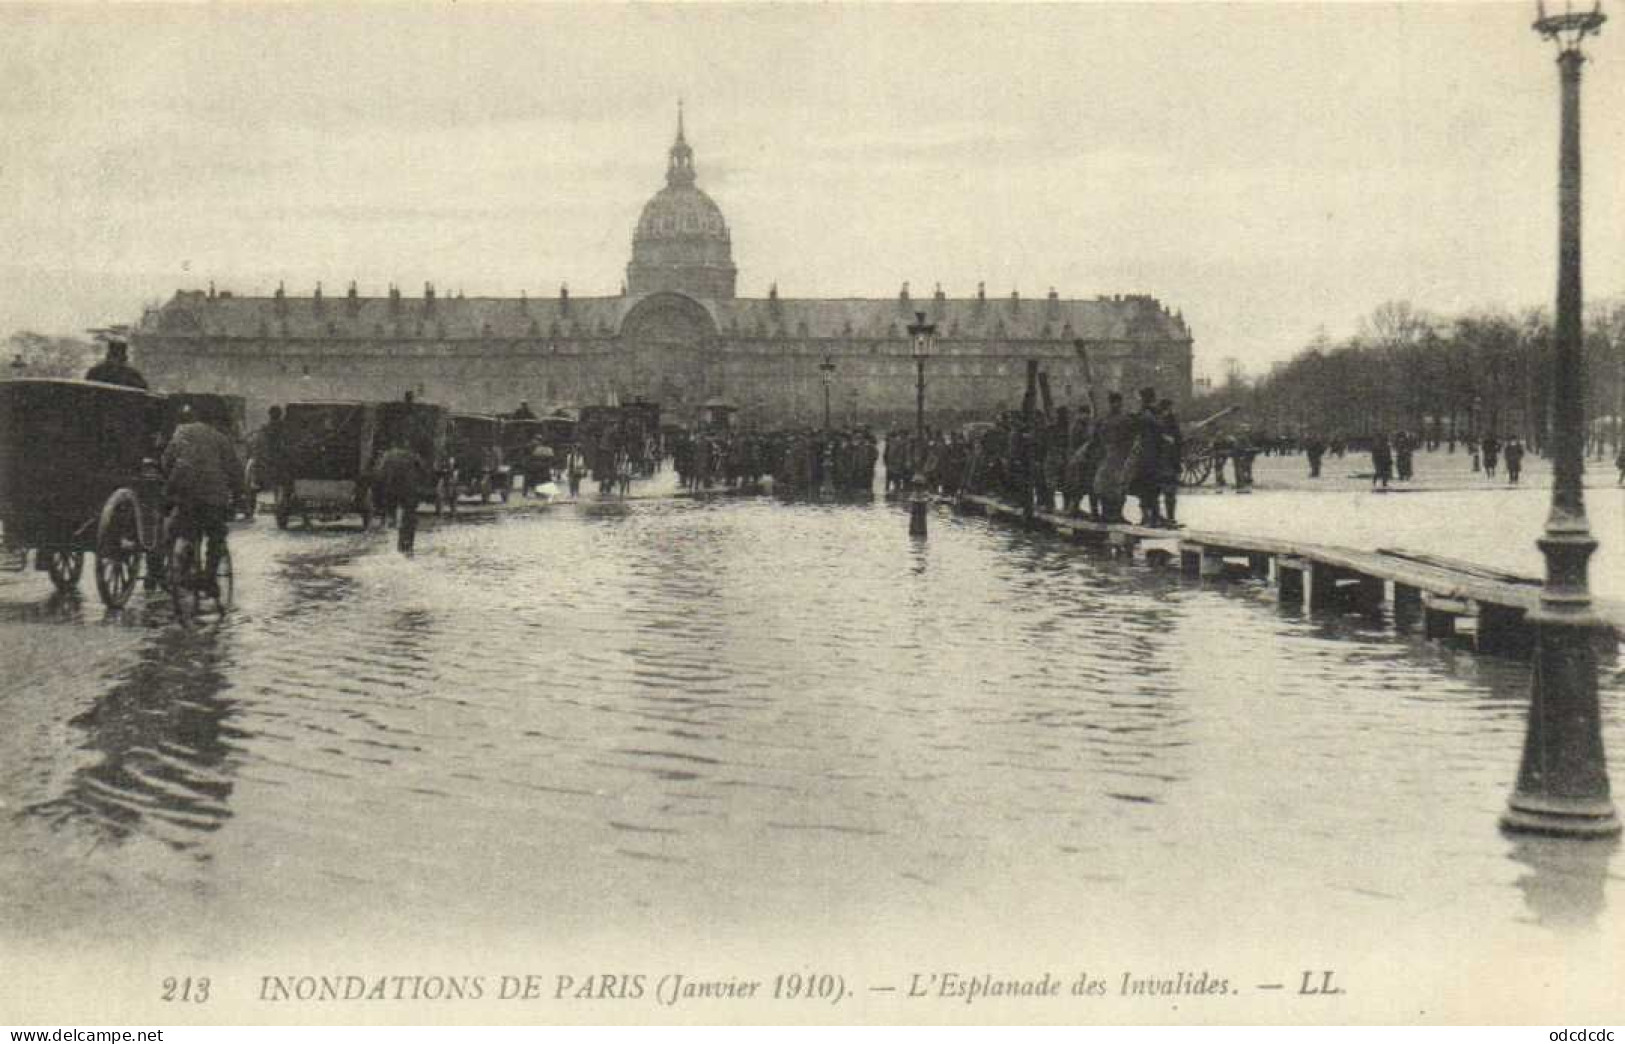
[132,115,1193,428]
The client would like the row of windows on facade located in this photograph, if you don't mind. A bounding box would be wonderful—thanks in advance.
[226,318,1111,342]
[222,281,1174,321]
[264,360,1125,382]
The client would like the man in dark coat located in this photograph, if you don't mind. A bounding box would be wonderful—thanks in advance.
[162,405,243,594]
[1305,435,1327,478]
[374,436,426,553]
[1155,398,1184,527]
[85,339,148,389]
[1092,392,1136,524]
[1504,437,1525,484]
[1370,433,1394,490]
[1128,387,1163,526]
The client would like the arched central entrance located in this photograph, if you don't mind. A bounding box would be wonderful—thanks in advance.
[617,292,718,413]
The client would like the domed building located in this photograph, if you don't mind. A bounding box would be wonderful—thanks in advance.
[132,109,1193,426]
[626,109,737,300]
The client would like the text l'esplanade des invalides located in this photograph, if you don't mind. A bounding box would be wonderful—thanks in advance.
[132,110,1194,425]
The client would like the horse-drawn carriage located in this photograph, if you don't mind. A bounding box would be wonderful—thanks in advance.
[0,378,234,618]
[445,413,505,508]
[274,399,450,528]
[275,401,376,529]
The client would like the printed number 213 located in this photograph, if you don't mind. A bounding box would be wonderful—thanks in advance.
[162,977,210,1003]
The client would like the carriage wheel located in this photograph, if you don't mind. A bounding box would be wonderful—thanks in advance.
[46,550,84,594]
[95,493,142,608]
[1181,454,1213,487]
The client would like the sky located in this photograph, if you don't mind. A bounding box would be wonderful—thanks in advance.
[1,2,1621,377]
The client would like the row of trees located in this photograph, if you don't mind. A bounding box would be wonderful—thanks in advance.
[1202,300,1625,455]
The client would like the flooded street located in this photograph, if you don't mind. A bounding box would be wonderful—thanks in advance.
[2,481,1623,1022]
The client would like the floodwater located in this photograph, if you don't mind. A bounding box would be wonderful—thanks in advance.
[1,480,1622,1022]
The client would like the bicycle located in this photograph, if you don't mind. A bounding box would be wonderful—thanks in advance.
[163,505,234,623]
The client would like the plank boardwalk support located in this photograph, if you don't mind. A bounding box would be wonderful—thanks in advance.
[1347,574,1385,615]
[1276,556,1307,605]
[1422,593,1467,642]
[1308,563,1340,611]
[1477,603,1533,659]
[950,493,1624,661]
[1393,583,1423,626]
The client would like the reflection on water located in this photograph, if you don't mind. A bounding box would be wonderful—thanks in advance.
[1508,834,1618,931]
[0,492,1620,956]
[24,626,240,853]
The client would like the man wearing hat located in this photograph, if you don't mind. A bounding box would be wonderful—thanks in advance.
[85,339,148,389]
[1127,386,1164,527]
[162,404,243,596]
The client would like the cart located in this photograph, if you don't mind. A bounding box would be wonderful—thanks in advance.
[276,401,376,529]
[446,413,505,509]
[0,378,168,607]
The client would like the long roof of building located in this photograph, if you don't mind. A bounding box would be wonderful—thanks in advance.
[139,287,1191,343]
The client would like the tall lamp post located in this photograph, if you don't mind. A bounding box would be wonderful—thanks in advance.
[1503,0,1619,838]
[906,311,935,538]
[819,356,836,430]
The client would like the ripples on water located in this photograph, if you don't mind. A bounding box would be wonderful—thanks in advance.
[0,492,1621,957]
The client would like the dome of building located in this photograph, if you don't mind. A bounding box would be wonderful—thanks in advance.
[626,107,738,300]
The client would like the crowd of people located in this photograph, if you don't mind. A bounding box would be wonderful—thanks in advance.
[670,428,879,494]
[893,386,1187,529]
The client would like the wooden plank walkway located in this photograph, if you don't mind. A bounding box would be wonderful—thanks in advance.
[955,493,1624,658]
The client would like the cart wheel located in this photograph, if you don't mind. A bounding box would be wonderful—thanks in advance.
[46,550,84,593]
[1181,455,1213,487]
[95,492,142,609]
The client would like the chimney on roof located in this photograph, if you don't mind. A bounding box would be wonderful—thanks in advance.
[313,282,324,315]
[389,284,401,314]
[768,282,781,320]
[274,281,287,316]
[1009,288,1020,313]
[899,281,910,312]
[425,282,436,313]
[1046,287,1060,320]
[208,281,216,301]
[559,283,570,315]
[519,288,528,310]
[934,282,946,305]
[347,281,359,314]
[974,281,986,316]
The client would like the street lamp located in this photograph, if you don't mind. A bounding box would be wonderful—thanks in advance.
[1503,0,1619,838]
[819,356,836,430]
[906,310,935,538]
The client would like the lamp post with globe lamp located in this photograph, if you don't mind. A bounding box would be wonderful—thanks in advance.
[906,311,935,538]
[1502,0,1619,838]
